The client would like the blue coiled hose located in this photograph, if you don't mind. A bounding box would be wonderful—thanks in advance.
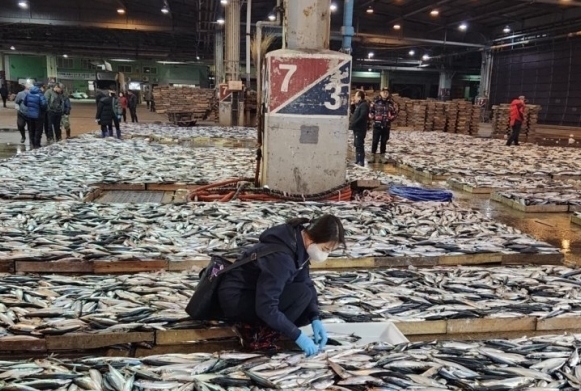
[389,185,453,202]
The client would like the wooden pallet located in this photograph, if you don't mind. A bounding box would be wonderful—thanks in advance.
[490,192,570,213]
[571,214,581,226]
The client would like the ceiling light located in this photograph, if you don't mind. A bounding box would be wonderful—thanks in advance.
[330,3,337,11]
[10,46,15,50]
[268,13,276,21]
[63,54,68,58]
[217,17,225,24]
[422,54,430,61]
[196,56,200,60]
[459,23,467,31]
[368,68,372,72]
[368,52,374,58]
[430,9,439,16]
[366,6,373,14]
[161,5,169,14]
[220,0,228,4]
[18,1,28,9]
[503,26,511,33]
[409,50,415,56]
[117,8,125,14]
[393,24,401,30]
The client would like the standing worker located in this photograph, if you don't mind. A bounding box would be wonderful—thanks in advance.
[96,92,115,138]
[61,91,72,139]
[119,92,128,123]
[0,84,8,108]
[23,86,47,149]
[127,90,138,123]
[14,84,31,144]
[216,215,345,355]
[368,88,398,164]
[507,95,525,147]
[144,88,152,111]
[45,84,64,142]
[111,91,122,139]
[349,90,370,167]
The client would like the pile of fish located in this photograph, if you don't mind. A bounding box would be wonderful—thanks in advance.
[494,189,581,206]
[1,334,581,390]
[0,200,558,263]
[1,265,579,340]
[112,123,258,141]
[447,176,576,192]
[370,131,581,178]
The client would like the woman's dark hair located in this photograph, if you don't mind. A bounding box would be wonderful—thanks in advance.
[287,214,346,248]
[355,90,366,100]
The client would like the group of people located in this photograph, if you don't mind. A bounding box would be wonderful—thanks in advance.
[349,87,399,166]
[94,89,136,139]
[13,83,71,149]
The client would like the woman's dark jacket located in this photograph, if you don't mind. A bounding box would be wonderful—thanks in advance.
[349,100,370,132]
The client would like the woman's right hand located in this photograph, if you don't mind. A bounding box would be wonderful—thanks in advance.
[295,332,318,357]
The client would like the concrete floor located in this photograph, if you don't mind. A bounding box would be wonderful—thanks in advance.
[1,101,581,266]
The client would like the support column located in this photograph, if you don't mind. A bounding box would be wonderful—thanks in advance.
[46,55,57,82]
[380,70,390,90]
[478,49,493,98]
[438,71,452,101]
[224,0,240,82]
[215,30,224,84]
[285,0,331,50]
[0,53,5,87]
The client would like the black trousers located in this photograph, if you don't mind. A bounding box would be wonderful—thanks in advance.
[48,112,63,141]
[353,129,366,165]
[122,108,127,123]
[129,107,138,123]
[27,117,44,148]
[371,124,390,155]
[17,112,27,140]
[101,123,113,138]
[1,96,6,108]
[43,112,53,140]
[219,282,312,328]
[113,115,121,139]
[507,121,522,146]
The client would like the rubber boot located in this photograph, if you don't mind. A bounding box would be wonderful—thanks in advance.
[367,154,377,164]
[378,155,386,164]
[66,129,71,139]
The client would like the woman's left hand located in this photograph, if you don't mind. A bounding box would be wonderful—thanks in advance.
[311,319,328,349]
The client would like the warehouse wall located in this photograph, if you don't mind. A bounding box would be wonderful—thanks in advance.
[7,55,47,82]
[490,37,581,127]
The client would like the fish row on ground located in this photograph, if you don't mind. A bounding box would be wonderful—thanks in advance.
[348,131,581,177]
[0,135,414,200]
[0,200,558,263]
[1,333,581,390]
[447,176,578,192]
[102,123,259,141]
[494,189,581,206]
[0,265,579,338]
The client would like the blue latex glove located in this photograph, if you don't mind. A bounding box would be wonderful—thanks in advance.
[295,332,318,357]
[311,319,328,349]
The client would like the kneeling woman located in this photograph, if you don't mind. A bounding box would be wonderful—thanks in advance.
[218,215,345,356]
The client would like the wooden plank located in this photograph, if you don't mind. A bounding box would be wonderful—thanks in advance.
[354,180,381,189]
[569,205,581,213]
[147,183,190,191]
[161,192,175,204]
[407,329,575,342]
[375,256,438,268]
[311,257,375,269]
[0,260,15,273]
[173,190,189,203]
[523,204,569,213]
[156,328,237,345]
[0,337,47,352]
[536,317,581,331]
[93,260,169,274]
[502,252,563,265]
[394,321,447,335]
[439,253,503,266]
[16,260,93,273]
[447,317,536,334]
[168,259,209,271]
[46,332,155,350]
[98,183,146,191]
[571,215,581,226]
[464,186,496,194]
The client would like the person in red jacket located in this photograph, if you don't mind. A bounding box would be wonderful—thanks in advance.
[507,95,525,146]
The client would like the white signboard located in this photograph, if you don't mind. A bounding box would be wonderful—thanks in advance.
[57,72,94,81]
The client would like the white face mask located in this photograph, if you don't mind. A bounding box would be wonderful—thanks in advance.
[307,243,329,263]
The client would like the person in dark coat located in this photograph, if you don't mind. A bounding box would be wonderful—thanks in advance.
[96,95,115,138]
[368,87,398,164]
[349,90,370,166]
[127,90,138,123]
[218,215,345,355]
[0,85,8,108]
[23,86,48,149]
[507,95,525,146]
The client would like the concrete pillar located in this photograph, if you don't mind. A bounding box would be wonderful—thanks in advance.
[0,52,4,72]
[479,49,493,98]
[380,70,389,90]
[215,30,224,84]
[285,0,331,50]
[438,71,452,101]
[0,52,5,88]
[46,55,58,80]
[224,0,240,82]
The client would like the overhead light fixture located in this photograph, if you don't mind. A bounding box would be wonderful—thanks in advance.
[63,54,68,58]
[459,23,467,31]
[366,5,373,14]
[368,68,372,72]
[409,50,415,56]
[503,26,511,33]
[161,1,170,14]
[430,9,439,16]
[368,52,374,58]
[196,56,200,60]
[393,24,401,30]
[422,54,430,61]
[117,8,125,14]
[220,0,228,4]
[330,3,337,11]
[18,1,28,9]
[10,46,16,50]
[217,17,225,24]
[268,13,276,21]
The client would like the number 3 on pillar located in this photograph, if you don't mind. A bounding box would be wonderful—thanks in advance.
[324,83,341,110]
